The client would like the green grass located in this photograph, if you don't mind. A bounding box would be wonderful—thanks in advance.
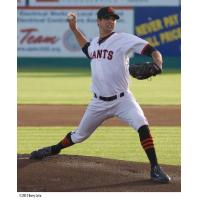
[17,126,181,165]
[17,69,180,105]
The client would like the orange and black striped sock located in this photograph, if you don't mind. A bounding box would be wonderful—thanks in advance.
[51,132,74,154]
[138,125,158,168]
[58,132,74,148]
[141,136,154,151]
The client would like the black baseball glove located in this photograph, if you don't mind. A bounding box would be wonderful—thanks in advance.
[129,62,162,80]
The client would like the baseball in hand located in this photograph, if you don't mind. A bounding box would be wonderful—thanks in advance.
[66,13,74,21]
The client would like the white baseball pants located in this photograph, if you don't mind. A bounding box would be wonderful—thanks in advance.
[71,91,148,143]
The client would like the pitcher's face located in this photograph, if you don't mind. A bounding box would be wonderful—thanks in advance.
[97,16,116,34]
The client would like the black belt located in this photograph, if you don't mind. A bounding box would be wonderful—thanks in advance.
[94,92,124,101]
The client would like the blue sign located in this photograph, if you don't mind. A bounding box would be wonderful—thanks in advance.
[134,7,181,56]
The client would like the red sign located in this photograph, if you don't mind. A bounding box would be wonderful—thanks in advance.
[20,28,59,44]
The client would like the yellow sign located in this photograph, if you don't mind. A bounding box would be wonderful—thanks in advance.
[135,13,181,47]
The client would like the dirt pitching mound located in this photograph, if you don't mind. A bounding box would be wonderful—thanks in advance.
[17,154,180,192]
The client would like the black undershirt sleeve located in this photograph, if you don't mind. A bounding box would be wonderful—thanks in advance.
[141,44,157,57]
[82,42,91,59]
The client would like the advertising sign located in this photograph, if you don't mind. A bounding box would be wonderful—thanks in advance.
[29,0,180,7]
[134,7,181,56]
[17,0,27,6]
[17,8,133,57]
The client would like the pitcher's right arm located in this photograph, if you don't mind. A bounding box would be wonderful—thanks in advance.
[67,13,88,48]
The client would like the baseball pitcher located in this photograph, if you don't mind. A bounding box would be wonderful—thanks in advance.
[30,7,170,183]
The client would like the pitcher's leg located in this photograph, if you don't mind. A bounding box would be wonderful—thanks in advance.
[116,93,170,183]
[70,107,107,143]
[116,93,149,130]
[116,96,158,168]
[52,103,106,150]
[30,131,74,159]
[43,108,106,156]
[138,125,158,168]
[30,102,107,159]
[138,124,171,183]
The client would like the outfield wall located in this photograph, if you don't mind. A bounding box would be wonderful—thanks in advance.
[18,56,180,70]
[17,1,181,69]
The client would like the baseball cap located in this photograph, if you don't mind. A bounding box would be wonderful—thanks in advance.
[97,7,120,20]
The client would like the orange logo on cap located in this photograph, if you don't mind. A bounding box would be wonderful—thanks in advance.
[108,7,113,13]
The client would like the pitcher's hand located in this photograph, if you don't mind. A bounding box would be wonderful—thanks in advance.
[66,13,77,31]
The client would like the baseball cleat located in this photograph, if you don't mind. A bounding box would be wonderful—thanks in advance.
[150,165,171,183]
[30,146,60,159]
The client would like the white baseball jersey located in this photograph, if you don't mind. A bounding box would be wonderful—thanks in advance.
[87,32,148,96]
[71,32,149,144]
